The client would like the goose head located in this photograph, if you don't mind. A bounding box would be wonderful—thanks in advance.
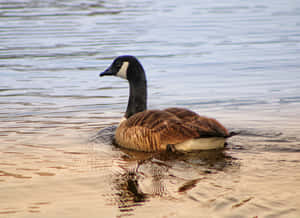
[100,55,148,119]
[100,55,146,82]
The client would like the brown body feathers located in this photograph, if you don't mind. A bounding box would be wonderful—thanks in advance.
[114,107,229,152]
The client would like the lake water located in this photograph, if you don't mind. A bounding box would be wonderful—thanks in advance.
[1,0,300,217]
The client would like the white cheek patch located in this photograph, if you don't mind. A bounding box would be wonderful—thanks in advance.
[116,61,129,79]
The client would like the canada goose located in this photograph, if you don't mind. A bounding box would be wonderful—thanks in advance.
[100,55,234,152]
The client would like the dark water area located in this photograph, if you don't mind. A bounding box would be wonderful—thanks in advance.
[1,0,300,217]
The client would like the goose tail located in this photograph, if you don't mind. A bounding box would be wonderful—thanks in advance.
[226,131,239,138]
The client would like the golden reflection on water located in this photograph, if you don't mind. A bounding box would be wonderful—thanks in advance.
[1,122,237,216]
[1,129,111,216]
[1,116,300,218]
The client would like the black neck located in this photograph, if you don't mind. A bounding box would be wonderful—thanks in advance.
[125,71,147,119]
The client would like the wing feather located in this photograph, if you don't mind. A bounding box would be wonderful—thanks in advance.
[165,107,229,137]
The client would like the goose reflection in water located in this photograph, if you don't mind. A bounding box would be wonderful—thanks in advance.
[92,125,238,214]
[109,147,238,215]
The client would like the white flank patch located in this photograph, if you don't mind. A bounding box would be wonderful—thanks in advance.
[175,137,226,151]
[116,61,129,79]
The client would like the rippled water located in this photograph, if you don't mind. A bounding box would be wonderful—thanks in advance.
[1,0,300,217]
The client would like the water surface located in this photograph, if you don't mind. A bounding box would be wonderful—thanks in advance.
[1,0,300,217]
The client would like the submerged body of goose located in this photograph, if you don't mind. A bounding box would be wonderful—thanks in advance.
[100,55,234,152]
